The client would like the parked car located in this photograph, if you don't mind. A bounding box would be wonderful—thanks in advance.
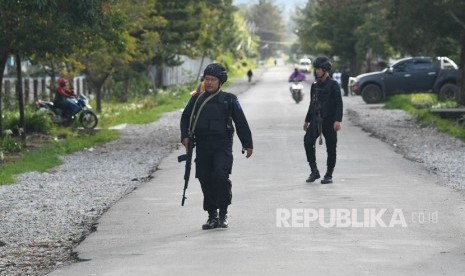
[351,57,459,104]
[297,58,312,73]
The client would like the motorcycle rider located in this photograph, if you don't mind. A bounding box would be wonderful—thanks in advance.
[53,78,79,120]
[303,57,343,184]
[288,67,306,82]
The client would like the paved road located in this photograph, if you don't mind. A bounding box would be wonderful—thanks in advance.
[49,66,465,276]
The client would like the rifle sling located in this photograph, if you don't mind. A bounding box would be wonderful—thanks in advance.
[188,90,221,136]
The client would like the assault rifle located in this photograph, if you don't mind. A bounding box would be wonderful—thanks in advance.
[178,134,194,206]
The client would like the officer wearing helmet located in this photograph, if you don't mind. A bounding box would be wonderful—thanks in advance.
[303,57,343,184]
[180,63,253,229]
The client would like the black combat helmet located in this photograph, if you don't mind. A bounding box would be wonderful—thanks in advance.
[313,57,332,72]
[203,63,228,84]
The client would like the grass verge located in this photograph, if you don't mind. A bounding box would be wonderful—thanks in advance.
[385,94,465,141]
[0,129,119,184]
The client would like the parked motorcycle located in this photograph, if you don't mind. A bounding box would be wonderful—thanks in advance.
[289,78,304,104]
[35,95,98,129]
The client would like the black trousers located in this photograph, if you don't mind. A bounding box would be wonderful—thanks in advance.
[304,118,338,169]
[195,140,233,212]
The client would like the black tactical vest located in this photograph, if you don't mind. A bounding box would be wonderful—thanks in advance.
[194,92,233,137]
[311,80,337,120]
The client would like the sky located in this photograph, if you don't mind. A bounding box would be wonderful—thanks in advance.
[233,0,306,21]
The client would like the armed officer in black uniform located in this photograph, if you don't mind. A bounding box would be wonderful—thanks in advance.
[180,63,253,229]
[303,57,343,184]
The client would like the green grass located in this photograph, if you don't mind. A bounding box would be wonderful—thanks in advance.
[98,86,192,128]
[0,129,119,184]
[385,94,465,141]
[0,84,194,185]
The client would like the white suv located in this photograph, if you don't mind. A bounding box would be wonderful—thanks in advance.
[297,58,311,73]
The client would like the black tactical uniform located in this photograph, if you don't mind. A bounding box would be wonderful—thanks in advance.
[180,64,253,229]
[304,57,343,184]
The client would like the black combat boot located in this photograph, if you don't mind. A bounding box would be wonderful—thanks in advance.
[321,167,334,184]
[218,208,229,228]
[306,162,320,183]
[202,210,218,230]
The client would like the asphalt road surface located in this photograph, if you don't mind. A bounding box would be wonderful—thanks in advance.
[49,66,465,276]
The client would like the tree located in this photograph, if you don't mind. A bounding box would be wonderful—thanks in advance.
[112,0,165,102]
[247,0,284,60]
[195,0,238,76]
[353,1,394,73]
[72,8,132,113]
[151,0,202,93]
[294,0,319,56]
[296,0,369,73]
[386,0,465,104]
[0,0,119,135]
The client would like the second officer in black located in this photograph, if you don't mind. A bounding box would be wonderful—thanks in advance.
[303,57,343,184]
[180,63,253,229]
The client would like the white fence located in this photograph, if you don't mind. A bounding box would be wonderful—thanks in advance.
[163,56,212,86]
[1,76,88,104]
[1,55,212,105]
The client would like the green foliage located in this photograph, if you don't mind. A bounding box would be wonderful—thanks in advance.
[385,94,465,141]
[195,1,238,60]
[386,94,460,110]
[0,0,116,59]
[294,0,464,77]
[108,74,152,101]
[98,83,194,128]
[8,112,53,135]
[152,0,201,66]
[1,133,22,153]
[431,101,459,110]
[3,108,54,135]
[385,0,462,58]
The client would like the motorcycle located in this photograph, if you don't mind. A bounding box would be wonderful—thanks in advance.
[289,78,304,104]
[35,95,98,129]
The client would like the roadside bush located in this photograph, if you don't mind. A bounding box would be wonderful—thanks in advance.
[3,110,53,135]
[1,133,22,153]
[26,112,53,133]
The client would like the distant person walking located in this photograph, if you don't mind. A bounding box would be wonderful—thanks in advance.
[341,65,350,97]
[247,69,253,83]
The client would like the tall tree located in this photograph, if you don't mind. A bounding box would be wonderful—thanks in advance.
[151,0,201,92]
[294,0,319,56]
[353,1,393,73]
[248,0,284,60]
[73,8,131,113]
[195,0,237,75]
[296,0,367,72]
[112,0,164,102]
